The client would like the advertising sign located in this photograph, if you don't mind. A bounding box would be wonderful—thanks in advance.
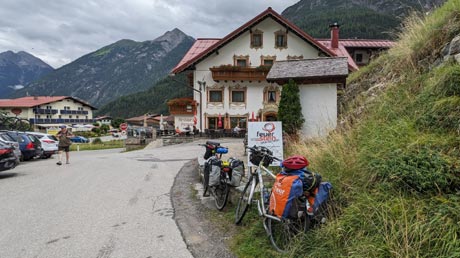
[247,121,283,166]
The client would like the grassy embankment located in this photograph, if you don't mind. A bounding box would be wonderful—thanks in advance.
[228,1,460,257]
[69,140,125,151]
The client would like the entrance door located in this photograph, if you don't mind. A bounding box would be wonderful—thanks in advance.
[264,113,277,121]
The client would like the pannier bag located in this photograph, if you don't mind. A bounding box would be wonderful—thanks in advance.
[228,157,245,186]
[208,156,222,186]
[313,182,332,212]
[249,146,273,167]
[269,173,304,219]
[284,168,322,192]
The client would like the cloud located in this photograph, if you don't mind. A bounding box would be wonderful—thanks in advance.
[0,0,298,68]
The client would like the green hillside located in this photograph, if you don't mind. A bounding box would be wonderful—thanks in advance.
[282,0,446,39]
[232,1,460,257]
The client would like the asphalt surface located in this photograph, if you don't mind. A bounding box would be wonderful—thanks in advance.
[0,143,203,258]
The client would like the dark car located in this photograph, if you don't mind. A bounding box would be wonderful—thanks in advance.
[6,132,43,161]
[0,141,18,172]
[70,136,89,143]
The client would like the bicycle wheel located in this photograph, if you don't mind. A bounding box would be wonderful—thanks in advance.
[214,175,229,210]
[235,175,255,225]
[267,215,310,253]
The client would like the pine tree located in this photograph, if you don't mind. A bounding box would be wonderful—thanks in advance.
[278,79,305,135]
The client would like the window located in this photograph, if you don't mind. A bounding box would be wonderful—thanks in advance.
[46,115,52,118]
[356,53,363,63]
[268,91,276,102]
[58,115,61,119]
[234,55,249,67]
[207,117,223,129]
[230,117,247,129]
[46,105,52,109]
[274,30,287,48]
[263,59,274,66]
[209,90,223,102]
[251,29,263,48]
[76,116,79,119]
[69,115,72,119]
[231,91,245,102]
[64,106,70,110]
[236,59,247,67]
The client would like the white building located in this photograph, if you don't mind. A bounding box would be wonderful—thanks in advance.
[0,96,96,128]
[171,7,352,138]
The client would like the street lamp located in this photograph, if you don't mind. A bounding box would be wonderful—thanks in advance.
[169,74,205,133]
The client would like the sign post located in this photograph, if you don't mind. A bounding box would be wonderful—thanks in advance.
[120,123,128,151]
[247,121,283,167]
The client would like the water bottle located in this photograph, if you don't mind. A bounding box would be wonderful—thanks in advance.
[263,188,270,206]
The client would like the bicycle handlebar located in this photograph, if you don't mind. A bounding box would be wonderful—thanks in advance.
[247,145,282,161]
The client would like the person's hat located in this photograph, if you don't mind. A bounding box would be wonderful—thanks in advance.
[60,125,66,128]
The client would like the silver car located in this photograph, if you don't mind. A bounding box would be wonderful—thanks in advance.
[27,132,59,159]
[0,133,22,162]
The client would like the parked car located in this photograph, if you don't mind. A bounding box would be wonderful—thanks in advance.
[0,141,18,172]
[27,132,59,159]
[7,132,43,161]
[70,136,89,143]
[0,132,22,162]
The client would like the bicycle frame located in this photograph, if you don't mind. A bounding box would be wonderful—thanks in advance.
[246,157,282,222]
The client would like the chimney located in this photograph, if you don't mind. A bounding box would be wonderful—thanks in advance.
[33,96,38,100]
[329,22,340,48]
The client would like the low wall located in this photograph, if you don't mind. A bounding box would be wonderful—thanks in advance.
[162,136,194,146]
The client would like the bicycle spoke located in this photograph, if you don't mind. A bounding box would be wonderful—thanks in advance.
[214,181,229,210]
[235,176,254,225]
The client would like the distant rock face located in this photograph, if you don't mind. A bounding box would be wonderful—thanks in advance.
[15,28,195,107]
[0,51,54,97]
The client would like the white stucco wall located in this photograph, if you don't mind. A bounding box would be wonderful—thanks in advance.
[191,17,327,132]
[298,84,337,138]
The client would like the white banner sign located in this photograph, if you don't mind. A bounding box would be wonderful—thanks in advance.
[247,121,283,166]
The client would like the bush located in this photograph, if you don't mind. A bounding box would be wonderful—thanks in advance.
[92,138,103,144]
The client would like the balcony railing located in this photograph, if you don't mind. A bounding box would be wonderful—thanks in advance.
[210,66,271,81]
[33,108,58,114]
[29,118,95,124]
[60,110,89,115]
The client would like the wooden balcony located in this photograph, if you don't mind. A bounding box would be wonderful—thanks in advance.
[210,66,271,81]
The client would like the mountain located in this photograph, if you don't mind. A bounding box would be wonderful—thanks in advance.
[282,0,446,39]
[96,74,192,118]
[16,28,195,107]
[0,51,53,97]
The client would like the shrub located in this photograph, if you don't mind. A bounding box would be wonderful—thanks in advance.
[92,138,102,144]
[368,146,459,194]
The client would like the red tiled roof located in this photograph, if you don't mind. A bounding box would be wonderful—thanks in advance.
[0,96,97,109]
[172,39,220,72]
[171,7,336,74]
[317,39,395,48]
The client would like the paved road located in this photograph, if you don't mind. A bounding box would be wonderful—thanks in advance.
[0,142,209,258]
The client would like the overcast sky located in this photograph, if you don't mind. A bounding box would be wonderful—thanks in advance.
[0,0,299,68]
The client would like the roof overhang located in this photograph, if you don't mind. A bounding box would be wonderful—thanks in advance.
[266,57,349,85]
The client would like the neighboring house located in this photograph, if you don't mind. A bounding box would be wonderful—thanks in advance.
[172,7,361,137]
[0,96,96,128]
[94,115,113,126]
[317,23,394,69]
[167,97,197,130]
[125,114,160,128]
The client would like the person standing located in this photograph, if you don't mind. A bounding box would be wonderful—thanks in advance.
[56,125,74,165]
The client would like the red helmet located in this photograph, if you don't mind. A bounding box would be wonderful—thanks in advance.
[282,155,309,170]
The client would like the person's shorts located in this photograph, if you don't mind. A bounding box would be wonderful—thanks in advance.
[58,146,70,152]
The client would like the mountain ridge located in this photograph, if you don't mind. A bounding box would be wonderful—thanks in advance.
[14,28,195,107]
[0,50,54,97]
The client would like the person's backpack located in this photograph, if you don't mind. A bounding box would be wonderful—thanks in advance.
[269,173,304,219]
